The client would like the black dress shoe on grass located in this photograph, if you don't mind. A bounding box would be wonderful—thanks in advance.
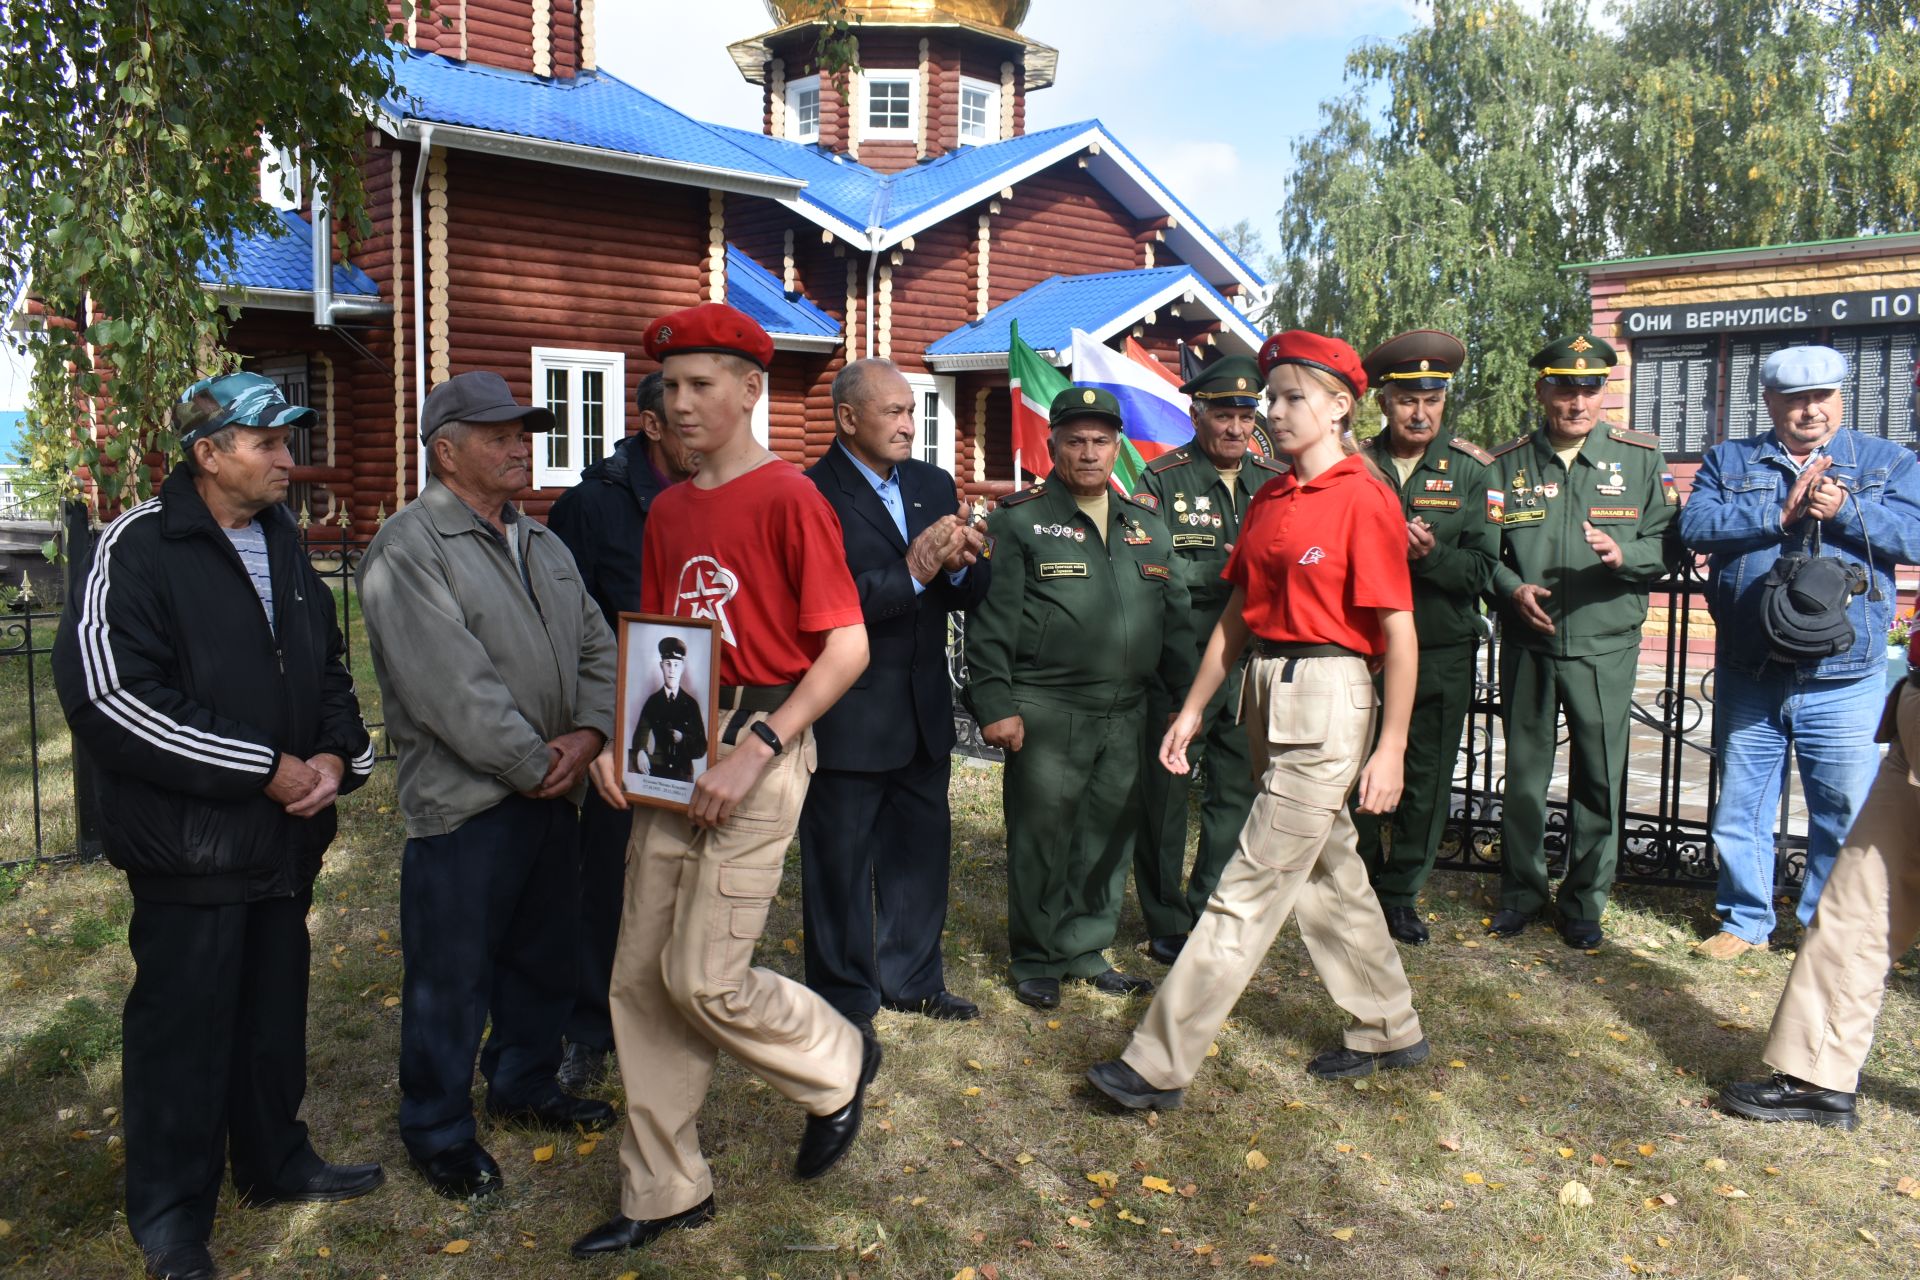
[239,1160,385,1207]
[1086,1059,1185,1111]
[1559,918,1605,950]
[1014,977,1061,1010]
[1081,968,1154,997]
[1487,908,1531,938]
[408,1139,502,1199]
[571,1195,717,1257]
[556,1041,609,1092]
[1384,906,1429,946]
[1718,1073,1858,1130]
[884,990,980,1021]
[1307,1038,1431,1080]
[795,1028,882,1180]
[485,1089,616,1132]
[1147,934,1187,965]
[144,1242,214,1280]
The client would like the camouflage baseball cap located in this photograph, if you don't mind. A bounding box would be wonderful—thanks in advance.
[175,372,315,445]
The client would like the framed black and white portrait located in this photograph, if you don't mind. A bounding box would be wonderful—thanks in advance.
[614,613,718,813]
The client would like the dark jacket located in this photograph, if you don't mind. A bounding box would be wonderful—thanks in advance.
[52,465,373,904]
[805,445,989,771]
[547,434,671,631]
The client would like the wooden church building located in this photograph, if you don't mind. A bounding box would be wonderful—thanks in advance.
[207,0,1267,532]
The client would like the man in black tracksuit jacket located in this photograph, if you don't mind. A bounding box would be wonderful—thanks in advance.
[53,374,377,1280]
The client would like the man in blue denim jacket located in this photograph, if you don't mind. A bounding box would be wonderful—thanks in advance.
[1679,344,1920,958]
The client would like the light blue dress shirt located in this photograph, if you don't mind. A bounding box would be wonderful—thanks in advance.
[837,442,967,595]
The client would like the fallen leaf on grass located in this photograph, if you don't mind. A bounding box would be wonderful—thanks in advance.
[441,1240,470,1255]
[1645,1193,1678,1209]
[962,1086,982,1097]
[1015,1153,1034,1165]
[1437,1137,1462,1152]
[1331,1227,1356,1241]
[1896,1176,1920,1199]
[1716,1185,1750,1199]
[1655,1236,1671,1248]
[982,1265,1001,1280]
[1088,1197,1107,1209]
[1558,1182,1594,1208]
[1206,1042,1220,1058]
[617,1272,639,1280]
[1066,1216,1092,1230]
[1462,1172,1485,1185]
[1142,1176,1175,1194]
[1117,1208,1147,1224]
[1857,1227,1878,1245]
[1192,1244,1215,1256]
[1087,1171,1119,1190]
[1609,1031,1631,1042]
[1762,1165,1780,1176]
[966,1059,984,1071]
[1638,1144,1657,1157]
[1557,1147,1576,1159]
[1702,1158,1729,1172]
[1438,1199,1456,1211]
[1447,1059,1467,1069]
[575,1138,598,1156]
[532,1145,554,1163]
[381,996,400,1008]
[1046,1020,1061,1030]
[1245,1150,1270,1171]
[953,1268,976,1280]
[1248,1255,1277,1268]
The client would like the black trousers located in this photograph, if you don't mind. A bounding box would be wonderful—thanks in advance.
[398,795,577,1156]
[564,789,630,1052]
[797,743,952,1020]
[123,889,322,1249]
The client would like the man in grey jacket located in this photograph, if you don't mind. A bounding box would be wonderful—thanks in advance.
[360,372,618,1200]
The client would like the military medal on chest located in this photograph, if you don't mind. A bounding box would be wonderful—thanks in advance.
[1595,460,1626,496]
[1122,517,1153,546]
[1539,481,1559,499]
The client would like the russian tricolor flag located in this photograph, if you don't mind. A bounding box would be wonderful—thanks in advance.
[1070,329,1192,491]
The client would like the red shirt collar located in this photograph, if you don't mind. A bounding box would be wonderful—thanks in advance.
[1279,452,1370,493]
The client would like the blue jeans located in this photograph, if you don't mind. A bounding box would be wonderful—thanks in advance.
[1711,666,1883,944]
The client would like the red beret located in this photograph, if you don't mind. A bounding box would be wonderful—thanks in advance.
[643,303,775,370]
[1257,330,1368,399]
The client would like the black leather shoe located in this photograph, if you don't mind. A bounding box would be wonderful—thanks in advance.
[1307,1038,1431,1080]
[570,1196,717,1258]
[1147,934,1187,965]
[1718,1073,1859,1130]
[1383,906,1430,946]
[794,1028,882,1180]
[239,1160,385,1207]
[1559,917,1605,950]
[1080,968,1154,997]
[144,1242,214,1280]
[407,1139,502,1199]
[485,1089,616,1132]
[556,1041,609,1093]
[1086,1059,1185,1111]
[1014,977,1061,1010]
[1487,908,1531,938]
[883,990,980,1021]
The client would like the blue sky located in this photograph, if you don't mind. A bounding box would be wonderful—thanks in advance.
[601,0,1423,261]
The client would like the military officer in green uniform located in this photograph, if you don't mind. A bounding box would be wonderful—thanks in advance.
[967,385,1195,1010]
[1486,335,1679,949]
[1352,331,1500,946]
[1129,355,1287,965]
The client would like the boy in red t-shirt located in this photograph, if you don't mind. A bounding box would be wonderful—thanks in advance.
[573,305,873,1260]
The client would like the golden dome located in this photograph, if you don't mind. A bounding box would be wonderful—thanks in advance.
[762,1,1031,32]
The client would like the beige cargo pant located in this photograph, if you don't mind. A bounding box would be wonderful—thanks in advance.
[608,719,863,1220]
[1123,653,1425,1089]
[1763,682,1920,1093]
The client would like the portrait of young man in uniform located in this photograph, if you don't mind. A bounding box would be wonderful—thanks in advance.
[627,633,710,785]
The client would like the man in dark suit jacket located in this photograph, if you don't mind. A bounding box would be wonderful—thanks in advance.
[801,359,991,1027]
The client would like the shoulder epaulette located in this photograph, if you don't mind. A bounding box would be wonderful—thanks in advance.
[1609,426,1661,451]
[1147,447,1191,475]
[1491,436,1532,458]
[999,483,1048,507]
[1119,490,1161,515]
[1248,453,1287,473]
[1449,436,1495,465]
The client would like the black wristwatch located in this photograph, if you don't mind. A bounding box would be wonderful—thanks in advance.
[749,720,785,756]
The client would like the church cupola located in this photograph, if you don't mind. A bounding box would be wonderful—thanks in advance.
[728,1,1058,173]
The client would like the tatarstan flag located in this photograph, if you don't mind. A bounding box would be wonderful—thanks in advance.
[1008,319,1067,480]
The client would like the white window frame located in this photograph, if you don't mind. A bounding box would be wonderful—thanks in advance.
[903,371,956,478]
[863,71,918,141]
[531,347,625,489]
[957,76,1000,146]
[751,375,772,449]
[785,74,822,144]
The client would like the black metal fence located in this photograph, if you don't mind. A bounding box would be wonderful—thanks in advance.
[7,507,1826,892]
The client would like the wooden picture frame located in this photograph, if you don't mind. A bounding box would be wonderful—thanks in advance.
[614,612,719,813]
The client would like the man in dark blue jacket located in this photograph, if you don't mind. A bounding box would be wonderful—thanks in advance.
[547,372,695,1088]
[799,358,989,1028]
[53,373,378,1280]
[1679,344,1920,959]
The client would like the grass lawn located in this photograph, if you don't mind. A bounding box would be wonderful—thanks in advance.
[2,761,1919,1279]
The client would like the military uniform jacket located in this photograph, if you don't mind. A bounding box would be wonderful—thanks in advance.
[1364,434,1501,648]
[1138,444,1287,632]
[633,686,707,781]
[1488,425,1680,658]
[966,482,1195,723]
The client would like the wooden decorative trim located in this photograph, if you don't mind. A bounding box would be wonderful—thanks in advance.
[459,0,469,60]
[877,261,893,360]
[707,189,726,303]
[999,62,1015,138]
[972,385,988,485]
[426,150,451,386]
[389,149,407,513]
[783,229,796,292]
[975,212,991,320]
[532,0,552,78]
[317,351,336,470]
[845,259,859,357]
[916,39,931,160]
[579,0,594,71]
[769,58,786,136]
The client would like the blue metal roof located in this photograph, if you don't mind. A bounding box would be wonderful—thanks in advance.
[926,267,1244,358]
[201,209,380,297]
[387,52,793,184]
[725,245,839,339]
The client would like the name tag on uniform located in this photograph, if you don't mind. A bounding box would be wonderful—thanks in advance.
[1138,562,1171,581]
[1173,533,1217,548]
[1588,506,1639,521]
[1505,509,1546,525]
[1038,561,1088,579]
[1411,496,1460,511]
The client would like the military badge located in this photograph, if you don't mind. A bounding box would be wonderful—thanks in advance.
[1540,482,1558,499]
[1486,488,1505,524]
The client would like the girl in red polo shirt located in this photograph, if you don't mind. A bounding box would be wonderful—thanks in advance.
[1089,331,1431,1111]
